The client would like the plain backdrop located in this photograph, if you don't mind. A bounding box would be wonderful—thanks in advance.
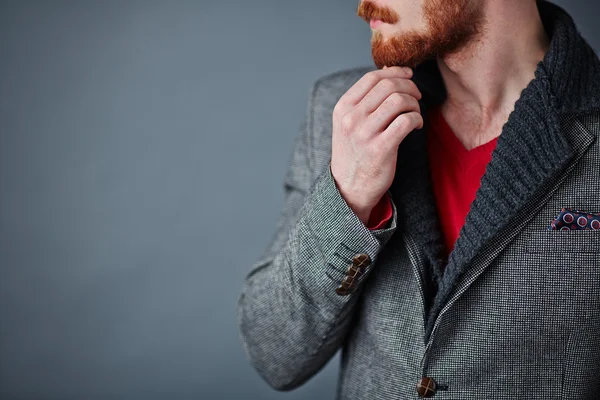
[1,1,598,399]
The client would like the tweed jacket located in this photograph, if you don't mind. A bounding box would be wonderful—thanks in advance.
[237,2,600,398]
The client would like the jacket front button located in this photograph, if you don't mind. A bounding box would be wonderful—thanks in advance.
[416,376,437,397]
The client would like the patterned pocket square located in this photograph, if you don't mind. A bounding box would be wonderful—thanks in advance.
[548,207,600,230]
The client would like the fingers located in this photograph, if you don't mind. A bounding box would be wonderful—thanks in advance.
[362,92,421,134]
[379,111,424,146]
[357,78,422,115]
[336,66,414,110]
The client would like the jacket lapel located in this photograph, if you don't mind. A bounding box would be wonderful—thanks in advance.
[390,1,600,345]
[425,113,596,343]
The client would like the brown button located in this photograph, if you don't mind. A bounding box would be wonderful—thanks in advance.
[346,264,363,279]
[352,253,371,269]
[335,276,356,295]
[416,377,437,397]
[335,286,353,295]
[339,276,355,289]
[335,254,371,296]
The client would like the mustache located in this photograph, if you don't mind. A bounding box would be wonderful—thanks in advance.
[357,1,400,24]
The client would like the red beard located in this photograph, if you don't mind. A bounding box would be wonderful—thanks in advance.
[357,0,485,69]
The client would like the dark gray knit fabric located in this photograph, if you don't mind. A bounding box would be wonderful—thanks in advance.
[237,1,600,398]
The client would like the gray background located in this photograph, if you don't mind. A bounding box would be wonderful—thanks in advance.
[0,1,598,399]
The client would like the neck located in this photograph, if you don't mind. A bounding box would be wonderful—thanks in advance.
[436,1,550,149]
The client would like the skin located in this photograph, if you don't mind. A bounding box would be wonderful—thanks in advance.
[331,0,550,225]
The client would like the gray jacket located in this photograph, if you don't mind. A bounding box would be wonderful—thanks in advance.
[237,2,600,398]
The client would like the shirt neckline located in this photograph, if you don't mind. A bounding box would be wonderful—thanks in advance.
[428,105,499,160]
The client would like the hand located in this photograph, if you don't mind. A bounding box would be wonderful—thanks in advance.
[330,66,423,225]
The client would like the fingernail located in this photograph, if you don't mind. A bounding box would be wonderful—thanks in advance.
[403,67,412,74]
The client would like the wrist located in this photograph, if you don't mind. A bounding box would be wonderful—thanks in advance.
[329,164,378,225]
[355,207,374,226]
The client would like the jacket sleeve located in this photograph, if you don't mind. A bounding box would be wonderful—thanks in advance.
[236,77,399,391]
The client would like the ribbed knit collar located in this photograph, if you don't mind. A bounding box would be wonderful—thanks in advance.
[389,0,600,343]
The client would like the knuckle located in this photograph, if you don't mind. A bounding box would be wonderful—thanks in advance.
[398,79,413,94]
[340,111,358,132]
[415,113,424,128]
[377,78,396,93]
[386,92,406,108]
[333,100,345,117]
[403,94,419,112]
[414,98,421,113]
[364,73,380,87]
[404,79,418,93]
[396,114,413,130]
[411,82,423,98]
[406,112,422,129]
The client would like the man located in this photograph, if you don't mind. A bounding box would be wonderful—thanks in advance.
[237,0,600,398]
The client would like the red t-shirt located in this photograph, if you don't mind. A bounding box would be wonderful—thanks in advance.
[368,106,498,261]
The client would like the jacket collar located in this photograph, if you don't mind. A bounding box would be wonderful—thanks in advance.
[390,0,600,343]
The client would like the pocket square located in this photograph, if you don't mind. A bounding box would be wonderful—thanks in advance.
[548,207,600,230]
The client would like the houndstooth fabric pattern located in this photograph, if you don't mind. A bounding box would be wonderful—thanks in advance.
[237,2,600,398]
[418,110,600,399]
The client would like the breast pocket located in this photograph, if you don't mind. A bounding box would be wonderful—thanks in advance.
[526,230,600,254]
